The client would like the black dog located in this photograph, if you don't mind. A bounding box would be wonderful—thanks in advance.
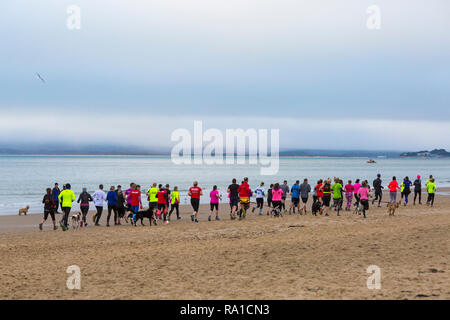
[133,209,157,226]
[311,201,322,216]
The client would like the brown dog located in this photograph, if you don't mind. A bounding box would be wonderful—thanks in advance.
[387,201,400,216]
[18,205,30,216]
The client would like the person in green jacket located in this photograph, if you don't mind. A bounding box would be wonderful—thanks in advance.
[168,186,181,220]
[58,183,76,231]
[426,178,436,207]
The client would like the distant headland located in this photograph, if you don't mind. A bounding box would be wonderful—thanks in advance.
[400,149,450,158]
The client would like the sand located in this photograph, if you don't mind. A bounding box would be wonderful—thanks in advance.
[0,190,448,300]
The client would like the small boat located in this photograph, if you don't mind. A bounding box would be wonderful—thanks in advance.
[366,159,376,163]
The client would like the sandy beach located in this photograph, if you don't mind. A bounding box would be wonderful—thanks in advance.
[0,189,448,300]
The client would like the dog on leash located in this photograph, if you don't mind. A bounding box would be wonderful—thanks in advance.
[387,201,401,216]
[71,213,81,229]
[18,205,30,216]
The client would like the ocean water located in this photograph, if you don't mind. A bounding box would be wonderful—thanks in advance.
[0,155,449,215]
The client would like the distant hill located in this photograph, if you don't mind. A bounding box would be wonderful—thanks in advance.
[400,149,450,158]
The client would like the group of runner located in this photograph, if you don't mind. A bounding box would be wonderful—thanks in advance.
[40,174,437,230]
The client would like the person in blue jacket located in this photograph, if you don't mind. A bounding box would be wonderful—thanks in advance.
[106,186,118,227]
[52,183,61,213]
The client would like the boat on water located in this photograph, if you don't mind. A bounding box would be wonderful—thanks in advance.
[367,159,376,163]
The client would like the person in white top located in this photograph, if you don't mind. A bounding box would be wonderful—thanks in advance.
[92,184,107,226]
[252,182,265,215]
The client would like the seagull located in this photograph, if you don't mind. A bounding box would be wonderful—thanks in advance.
[36,72,45,83]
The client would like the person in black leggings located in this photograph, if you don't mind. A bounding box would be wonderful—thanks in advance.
[77,187,93,227]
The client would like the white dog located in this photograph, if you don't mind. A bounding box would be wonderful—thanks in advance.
[71,213,81,229]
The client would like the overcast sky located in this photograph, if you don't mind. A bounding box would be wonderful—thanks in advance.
[1,0,449,151]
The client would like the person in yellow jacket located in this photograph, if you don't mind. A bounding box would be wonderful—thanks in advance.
[426,178,437,207]
[168,186,181,220]
[58,183,75,231]
[147,183,159,215]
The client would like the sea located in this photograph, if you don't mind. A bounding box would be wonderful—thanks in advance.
[1,155,449,215]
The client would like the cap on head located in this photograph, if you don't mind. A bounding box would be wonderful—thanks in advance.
[417,175,421,179]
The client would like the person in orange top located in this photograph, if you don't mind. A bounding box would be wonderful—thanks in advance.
[388,176,400,203]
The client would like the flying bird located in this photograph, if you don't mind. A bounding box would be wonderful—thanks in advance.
[36,72,45,83]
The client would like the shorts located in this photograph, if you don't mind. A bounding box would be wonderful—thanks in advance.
[272,201,282,209]
[240,197,250,209]
[322,195,331,207]
[361,199,369,210]
[191,198,200,212]
[43,209,55,221]
[210,203,219,211]
[291,197,299,205]
[157,203,167,213]
[149,202,157,211]
[230,196,239,207]
[131,206,139,213]
[301,197,308,204]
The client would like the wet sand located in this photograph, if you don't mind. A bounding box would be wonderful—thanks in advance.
[0,190,448,300]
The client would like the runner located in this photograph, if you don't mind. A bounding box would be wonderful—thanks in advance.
[227,178,239,220]
[156,185,169,224]
[188,181,202,223]
[313,179,323,204]
[124,183,135,222]
[52,183,60,213]
[344,180,354,211]
[388,176,400,203]
[106,186,118,227]
[266,184,273,215]
[280,180,290,213]
[353,179,362,208]
[92,184,107,226]
[331,178,343,215]
[299,179,311,214]
[77,187,93,227]
[237,177,252,220]
[39,188,57,231]
[115,186,126,225]
[372,174,383,208]
[426,178,436,207]
[252,182,265,215]
[168,186,181,220]
[357,181,370,218]
[209,185,220,221]
[147,183,159,218]
[57,183,75,231]
[271,183,283,215]
[320,179,332,216]
[413,175,422,205]
[289,180,300,214]
[129,184,143,225]
[401,177,412,206]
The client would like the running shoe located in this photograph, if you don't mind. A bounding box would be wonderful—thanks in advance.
[215,216,220,221]
[208,216,211,221]
[195,219,199,223]
[39,223,43,231]
[53,225,58,230]
[191,215,194,222]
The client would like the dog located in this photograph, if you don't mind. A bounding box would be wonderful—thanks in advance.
[71,213,81,229]
[18,205,30,216]
[387,201,401,216]
[311,201,322,216]
[133,209,157,226]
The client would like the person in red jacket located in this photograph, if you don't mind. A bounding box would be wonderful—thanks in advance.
[388,176,400,204]
[156,186,169,224]
[237,177,252,220]
[188,181,203,223]
[130,185,143,224]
